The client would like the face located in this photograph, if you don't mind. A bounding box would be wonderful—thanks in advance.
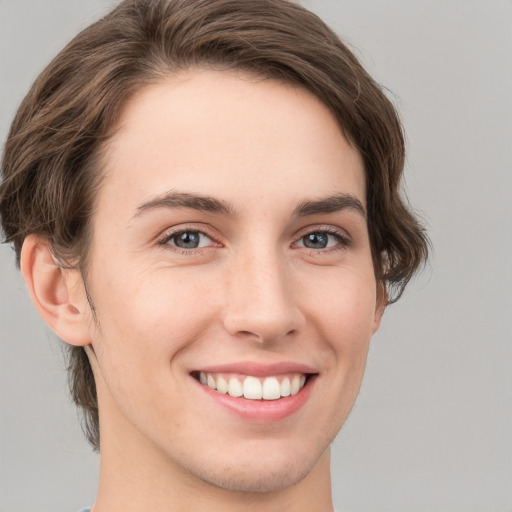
[81,69,382,493]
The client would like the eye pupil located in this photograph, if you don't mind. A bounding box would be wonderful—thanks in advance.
[174,231,200,249]
[303,233,328,249]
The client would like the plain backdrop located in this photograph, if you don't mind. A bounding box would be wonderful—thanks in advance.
[1,1,511,511]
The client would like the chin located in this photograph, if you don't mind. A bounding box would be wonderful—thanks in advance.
[197,458,315,493]
[181,437,332,494]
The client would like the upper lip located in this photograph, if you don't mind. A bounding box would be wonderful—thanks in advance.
[192,361,318,376]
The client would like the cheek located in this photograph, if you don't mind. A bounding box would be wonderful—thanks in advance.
[90,265,220,375]
[303,266,378,342]
[87,267,220,429]
[301,266,377,395]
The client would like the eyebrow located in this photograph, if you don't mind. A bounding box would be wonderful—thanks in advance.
[132,191,366,220]
[133,191,237,219]
[292,193,367,220]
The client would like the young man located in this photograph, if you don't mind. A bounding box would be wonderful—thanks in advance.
[0,1,428,510]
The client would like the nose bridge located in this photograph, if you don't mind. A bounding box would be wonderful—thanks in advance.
[222,242,304,342]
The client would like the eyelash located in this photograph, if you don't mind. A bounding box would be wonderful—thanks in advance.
[157,224,218,254]
[157,225,351,256]
[293,226,351,254]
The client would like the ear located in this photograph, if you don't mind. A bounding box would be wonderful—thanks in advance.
[372,283,387,334]
[20,235,92,347]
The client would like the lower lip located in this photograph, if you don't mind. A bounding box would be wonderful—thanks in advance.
[193,376,316,423]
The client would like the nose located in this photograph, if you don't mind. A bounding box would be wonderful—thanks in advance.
[221,249,306,344]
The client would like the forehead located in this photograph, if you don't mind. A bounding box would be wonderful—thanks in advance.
[97,69,365,221]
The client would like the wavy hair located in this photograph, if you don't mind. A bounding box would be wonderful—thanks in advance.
[0,0,429,450]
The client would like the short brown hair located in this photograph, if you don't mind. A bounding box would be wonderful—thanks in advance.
[0,0,429,450]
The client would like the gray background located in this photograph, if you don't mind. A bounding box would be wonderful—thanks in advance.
[1,1,511,511]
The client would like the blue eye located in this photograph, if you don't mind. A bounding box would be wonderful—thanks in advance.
[167,231,212,249]
[297,231,344,250]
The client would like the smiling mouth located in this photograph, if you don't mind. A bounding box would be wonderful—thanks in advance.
[192,372,310,400]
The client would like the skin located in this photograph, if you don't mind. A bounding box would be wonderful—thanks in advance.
[22,69,384,512]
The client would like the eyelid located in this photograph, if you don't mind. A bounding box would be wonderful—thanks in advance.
[155,222,351,254]
[157,223,221,248]
[294,224,351,241]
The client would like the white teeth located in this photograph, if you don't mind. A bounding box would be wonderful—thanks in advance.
[280,377,291,397]
[228,377,243,397]
[243,376,263,399]
[290,374,300,395]
[198,372,309,400]
[207,374,216,390]
[262,377,281,400]
[216,376,228,394]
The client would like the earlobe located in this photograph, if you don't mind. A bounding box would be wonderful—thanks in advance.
[20,235,91,347]
[372,284,387,334]
[372,302,385,334]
